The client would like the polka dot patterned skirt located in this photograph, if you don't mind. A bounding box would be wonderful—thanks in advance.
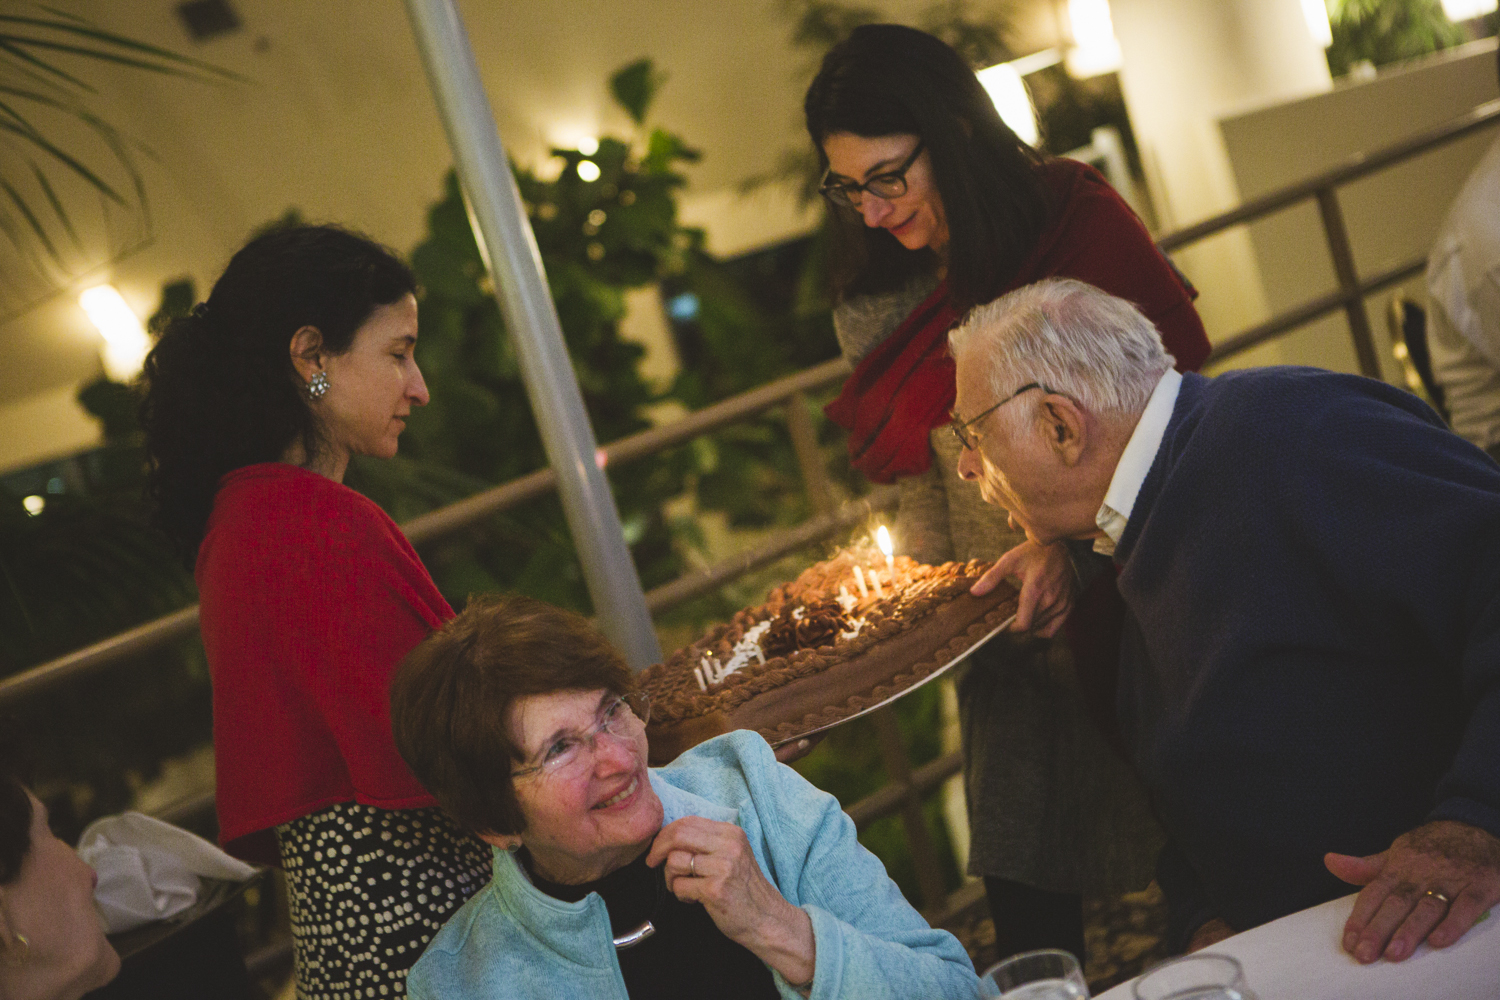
[276,802,492,999]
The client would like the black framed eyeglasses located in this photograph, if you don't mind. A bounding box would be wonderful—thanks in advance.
[818,141,925,209]
[949,383,1047,451]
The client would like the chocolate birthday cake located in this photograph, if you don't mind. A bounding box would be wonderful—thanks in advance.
[640,552,1019,764]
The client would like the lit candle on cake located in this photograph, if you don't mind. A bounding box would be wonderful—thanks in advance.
[875,525,895,570]
[871,525,894,598]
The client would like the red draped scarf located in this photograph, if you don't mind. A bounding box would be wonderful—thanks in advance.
[823,280,959,484]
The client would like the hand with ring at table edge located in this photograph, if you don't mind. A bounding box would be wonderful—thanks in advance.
[646,815,816,990]
[969,538,1077,639]
[1324,819,1500,963]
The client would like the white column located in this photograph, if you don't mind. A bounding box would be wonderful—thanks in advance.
[404,0,662,669]
[1111,0,1332,360]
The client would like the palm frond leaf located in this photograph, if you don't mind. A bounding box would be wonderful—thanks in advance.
[0,7,240,313]
[0,116,127,202]
[0,13,245,81]
[30,161,81,249]
[0,175,61,263]
[0,36,94,90]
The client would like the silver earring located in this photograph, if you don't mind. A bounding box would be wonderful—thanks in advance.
[306,371,330,400]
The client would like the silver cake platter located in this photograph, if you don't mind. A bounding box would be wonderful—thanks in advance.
[766,609,1017,748]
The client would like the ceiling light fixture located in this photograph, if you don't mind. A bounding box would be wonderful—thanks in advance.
[1064,0,1123,79]
[976,62,1040,147]
[1441,0,1498,20]
[1301,0,1333,48]
[79,285,151,381]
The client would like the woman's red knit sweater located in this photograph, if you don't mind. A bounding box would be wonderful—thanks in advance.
[196,463,452,864]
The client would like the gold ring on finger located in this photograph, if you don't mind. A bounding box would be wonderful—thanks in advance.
[1423,889,1452,906]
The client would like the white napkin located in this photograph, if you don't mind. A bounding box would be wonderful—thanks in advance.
[76,811,257,934]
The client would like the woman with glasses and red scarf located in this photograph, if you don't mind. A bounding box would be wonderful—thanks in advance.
[807,24,1210,966]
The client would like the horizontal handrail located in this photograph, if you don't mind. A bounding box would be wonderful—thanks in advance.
[1204,256,1427,364]
[403,356,851,546]
[644,486,897,614]
[0,606,202,706]
[846,749,963,829]
[1157,98,1500,252]
[0,359,855,707]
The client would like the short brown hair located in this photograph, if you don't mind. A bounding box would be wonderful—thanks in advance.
[390,593,634,836]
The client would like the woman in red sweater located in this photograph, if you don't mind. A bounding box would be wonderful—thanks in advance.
[140,225,489,999]
[807,25,1210,966]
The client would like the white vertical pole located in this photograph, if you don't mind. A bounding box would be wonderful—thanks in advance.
[403,0,662,669]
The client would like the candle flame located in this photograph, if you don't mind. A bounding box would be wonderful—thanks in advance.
[876,525,894,560]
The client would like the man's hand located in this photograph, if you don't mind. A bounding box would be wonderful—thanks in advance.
[970,539,1077,638]
[1325,819,1500,963]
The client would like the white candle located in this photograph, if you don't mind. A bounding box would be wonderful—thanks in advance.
[871,568,885,600]
[853,565,869,600]
[694,664,708,691]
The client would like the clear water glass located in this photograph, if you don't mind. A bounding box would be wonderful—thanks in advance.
[1132,953,1254,1000]
[979,948,1090,1000]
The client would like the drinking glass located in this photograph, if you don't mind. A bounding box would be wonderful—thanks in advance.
[1132,953,1254,1000]
[979,948,1090,1000]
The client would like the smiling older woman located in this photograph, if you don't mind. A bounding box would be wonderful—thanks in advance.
[390,594,982,1000]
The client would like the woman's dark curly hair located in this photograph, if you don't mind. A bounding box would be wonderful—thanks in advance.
[805,24,1052,315]
[141,224,416,557]
[0,727,33,885]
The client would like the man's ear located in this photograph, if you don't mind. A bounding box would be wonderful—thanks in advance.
[288,325,325,384]
[1038,394,1088,467]
[477,830,523,852]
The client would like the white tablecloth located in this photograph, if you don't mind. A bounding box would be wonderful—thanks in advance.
[1096,894,1499,1000]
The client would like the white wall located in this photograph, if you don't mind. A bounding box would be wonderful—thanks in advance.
[1111,0,1333,351]
[1219,39,1500,377]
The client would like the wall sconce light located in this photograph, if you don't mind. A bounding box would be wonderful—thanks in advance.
[1064,0,1123,78]
[1441,0,1499,20]
[79,284,150,382]
[976,62,1040,147]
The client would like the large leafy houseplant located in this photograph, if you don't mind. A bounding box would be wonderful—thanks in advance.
[1325,0,1471,77]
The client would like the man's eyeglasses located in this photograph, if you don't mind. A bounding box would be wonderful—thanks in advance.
[510,691,652,782]
[819,141,925,209]
[949,383,1047,451]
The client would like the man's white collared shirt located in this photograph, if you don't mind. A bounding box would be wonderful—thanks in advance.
[1094,368,1182,557]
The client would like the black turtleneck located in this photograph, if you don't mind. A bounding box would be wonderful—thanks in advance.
[521,846,780,1000]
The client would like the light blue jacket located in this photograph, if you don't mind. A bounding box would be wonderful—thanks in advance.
[407,730,981,999]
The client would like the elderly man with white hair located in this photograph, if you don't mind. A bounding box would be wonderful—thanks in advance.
[949,277,1500,965]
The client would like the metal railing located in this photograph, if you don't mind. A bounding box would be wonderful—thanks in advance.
[9,96,1500,935]
[1165,97,1500,374]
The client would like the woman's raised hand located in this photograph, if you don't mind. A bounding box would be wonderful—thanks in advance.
[969,539,1077,638]
[647,816,816,989]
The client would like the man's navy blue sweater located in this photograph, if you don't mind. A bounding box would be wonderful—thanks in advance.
[1113,367,1500,939]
